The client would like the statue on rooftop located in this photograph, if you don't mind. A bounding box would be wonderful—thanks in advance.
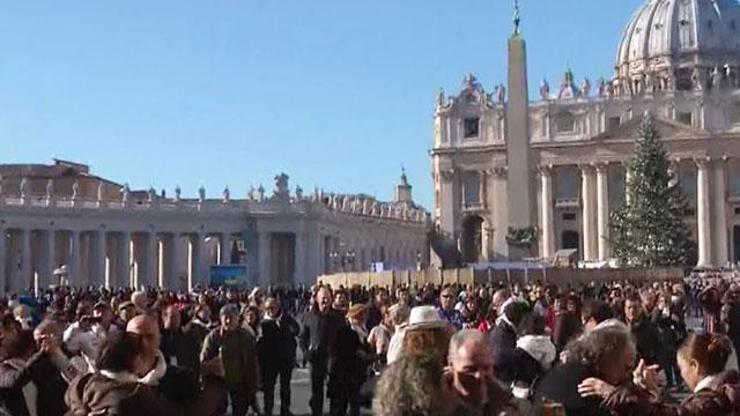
[274,173,289,198]
[539,78,550,100]
[46,180,54,201]
[122,184,130,204]
[71,180,80,201]
[174,185,181,202]
[222,186,230,203]
[198,185,206,202]
[580,77,591,97]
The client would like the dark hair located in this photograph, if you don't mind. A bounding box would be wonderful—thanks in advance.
[2,330,36,359]
[624,293,642,304]
[0,313,20,332]
[503,301,531,326]
[518,312,546,336]
[582,300,614,324]
[679,332,732,375]
[96,332,145,373]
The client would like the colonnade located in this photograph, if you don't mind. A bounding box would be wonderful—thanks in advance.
[0,227,238,294]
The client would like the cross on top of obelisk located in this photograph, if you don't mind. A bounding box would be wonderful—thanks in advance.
[513,0,521,35]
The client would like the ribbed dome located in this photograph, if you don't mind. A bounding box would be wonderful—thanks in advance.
[616,0,740,91]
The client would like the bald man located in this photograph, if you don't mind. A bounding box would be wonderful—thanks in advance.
[126,314,225,415]
[126,315,202,405]
[448,329,523,416]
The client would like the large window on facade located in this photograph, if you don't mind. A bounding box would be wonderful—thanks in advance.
[677,112,693,126]
[464,117,480,139]
[555,112,576,134]
[463,171,481,207]
[730,168,740,196]
[680,169,697,204]
[609,168,626,209]
[555,167,580,199]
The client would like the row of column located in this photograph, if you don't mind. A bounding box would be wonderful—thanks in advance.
[0,228,237,294]
[539,158,728,266]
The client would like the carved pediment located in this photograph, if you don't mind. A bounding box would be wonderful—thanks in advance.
[593,114,708,142]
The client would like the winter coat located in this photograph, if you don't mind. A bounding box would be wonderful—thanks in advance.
[299,309,344,364]
[65,371,223,416]
[532,361,610,416]
[553,312,583,353]
[629,317,661,365]
[489,319,518,383]
[327,321,372,397]
[258,313,300,372]
[160,328,200,373]
[601,370,740,416]
[0,352,68,416]
[200,327,259,394]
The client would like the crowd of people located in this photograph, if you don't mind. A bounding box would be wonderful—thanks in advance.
[0,276,737,416]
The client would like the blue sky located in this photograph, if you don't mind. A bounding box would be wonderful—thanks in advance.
[0,0,644,208]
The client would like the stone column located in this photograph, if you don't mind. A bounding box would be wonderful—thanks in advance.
[714,159,729,266]
[539,166,555,260]
[258,232,271,286]
[624,167,632,204]
[219,233,230,266]
[581,166,597,261]
[438,169,457,238]
[294,232,306,284]
[196,234,210,287]
[117,232,131,288]
[43,229,55,288]
[169,233,185,291]
[69,231,81,287]
[146,232,158,289]
[0,228,6,295]
[93,229,106,288]
[18,229,32,293]
[696,158,712,267]
[596,163,610,260]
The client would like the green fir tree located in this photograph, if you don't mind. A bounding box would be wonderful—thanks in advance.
[609,113,694,267]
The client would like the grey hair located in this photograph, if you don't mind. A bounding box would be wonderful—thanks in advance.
[564,324,635,370]
[448,329,486,359]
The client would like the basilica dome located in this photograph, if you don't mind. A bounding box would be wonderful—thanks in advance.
[615,0,740,93]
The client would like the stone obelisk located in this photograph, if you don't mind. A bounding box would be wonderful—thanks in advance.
[505,1,535,260]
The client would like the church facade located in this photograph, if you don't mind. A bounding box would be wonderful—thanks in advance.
[432,0,740,267]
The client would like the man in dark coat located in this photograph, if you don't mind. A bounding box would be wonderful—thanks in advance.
[259,297,300,416]
[624,294,661,365]
[127,314,204,407]
[300,287,344,416]
[160,304,200,373]
[489,300,530,383]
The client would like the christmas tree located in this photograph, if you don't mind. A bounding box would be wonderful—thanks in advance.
[610,113,694,267]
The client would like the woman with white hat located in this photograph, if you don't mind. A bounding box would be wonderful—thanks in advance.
[386,305,453,365]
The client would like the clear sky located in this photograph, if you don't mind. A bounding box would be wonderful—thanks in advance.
[0,0,645,208]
